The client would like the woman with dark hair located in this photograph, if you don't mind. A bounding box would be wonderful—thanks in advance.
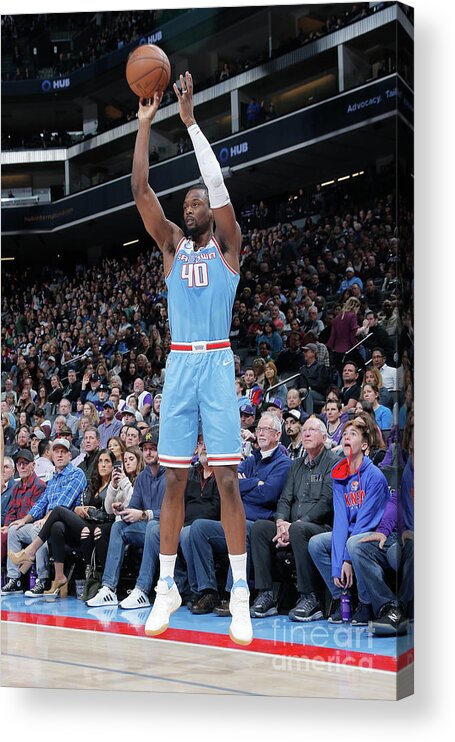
[47,374,64,414]
[36,383,53,420]
[361,383,393,431]
[107,436,126,462]
[262,360,287,407]
[8,449,116,597]
[256,320,283,359]
[16,387,35,424]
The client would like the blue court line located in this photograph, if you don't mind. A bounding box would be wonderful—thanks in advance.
[3,649,262,695]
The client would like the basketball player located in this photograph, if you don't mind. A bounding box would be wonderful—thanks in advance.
[131,71,252,645]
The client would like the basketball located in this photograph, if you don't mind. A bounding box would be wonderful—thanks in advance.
[126,44,171,99]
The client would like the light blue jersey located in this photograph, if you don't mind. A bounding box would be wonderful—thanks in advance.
[159,235,242,467]
[165,236,239,342]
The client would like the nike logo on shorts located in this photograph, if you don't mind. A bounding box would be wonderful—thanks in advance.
[223,358,233,366]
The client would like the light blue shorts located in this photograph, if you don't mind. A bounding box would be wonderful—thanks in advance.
[158,348,242,468]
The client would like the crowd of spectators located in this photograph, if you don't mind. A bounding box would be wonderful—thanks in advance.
[1,178,413,632]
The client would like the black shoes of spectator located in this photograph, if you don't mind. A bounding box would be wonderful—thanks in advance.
[250,590,278,618]
[327,598,342,623]
[288,592,323,622]
[351,602,374,626]
[1,578,23,595]
[213,599,231,617]
[368,602,409,636]
[190,591,219,614]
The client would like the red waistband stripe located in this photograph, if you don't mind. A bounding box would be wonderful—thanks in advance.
[170,340,231,353]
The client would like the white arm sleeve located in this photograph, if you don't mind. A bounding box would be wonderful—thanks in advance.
[187,124,230,209]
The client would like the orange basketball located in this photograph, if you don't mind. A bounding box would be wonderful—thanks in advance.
[126,44,171,98]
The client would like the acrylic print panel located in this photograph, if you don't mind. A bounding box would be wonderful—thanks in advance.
[1,0,413,701]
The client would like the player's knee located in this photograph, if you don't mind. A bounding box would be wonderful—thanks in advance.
[165,467,188,494]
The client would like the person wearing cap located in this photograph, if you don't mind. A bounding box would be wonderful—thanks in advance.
[97,384,111,413]
[58,424,80,459]
[298,343,330,414]
[239,403,257,459]
[87,431,166,609]
[250,417,338,621]
[5,438,87,597]
[30,428,46,459]
[337,265,363,294]
[98,401,123,448]
[121,406,137,427]
[34,438,55,483]
[283,410,304,460]
[80,371,101,406]
[56,398,79,437]
[1,449,47,595]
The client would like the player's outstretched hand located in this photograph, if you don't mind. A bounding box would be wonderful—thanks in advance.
[138,91,163,122]
[174,71,196,128]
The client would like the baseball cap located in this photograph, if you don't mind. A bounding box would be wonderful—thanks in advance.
[15,448,34,463]
[283,409,302,423]
[103,400,115,409]
[53,438,71,451]
[122,405,136,416]
[31,429,46,440]
[48,355,56,362]
[240,403,255,416]
[99,384,110,392]
[60,424,73,436]
[140,431,159,447]
[346,266,355,273]
[90,374,100,382]
[303,343,318,353]
[265,397,283,410]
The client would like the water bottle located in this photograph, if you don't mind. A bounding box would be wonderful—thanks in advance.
[29,566,37,591]
[340,590,351,622]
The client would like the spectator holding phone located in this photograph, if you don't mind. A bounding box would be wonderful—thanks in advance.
[104,446,144,520]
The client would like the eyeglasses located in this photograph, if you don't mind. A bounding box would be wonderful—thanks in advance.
[256,426,278,434]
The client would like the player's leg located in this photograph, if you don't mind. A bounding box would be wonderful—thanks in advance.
[146,353,197,636]
[199,351,252,644]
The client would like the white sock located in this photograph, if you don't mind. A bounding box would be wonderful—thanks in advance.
[229,553,247,585]
[159,553,177,582]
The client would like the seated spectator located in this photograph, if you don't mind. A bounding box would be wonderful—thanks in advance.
[324,399,344,449]
[243,366,263,408]
[362,365,391,409]
[4,440,85,597]
[283,409,304,460]
[98,400,123,447]
[239,403,257,460]
[308,417,389,622]
[2,413,16,456]
[275,331,306,376]
[262,361,287,408]
[250,417,338,620]
[11,425,31,461]
[47,374,64,414]
[186,413,292,612]
[107,436,126,462]
[363,311,394,364]
[339,361,361,415]
[16,386,36,423]
[59,424,80,459]
[33,438,55,483]
[235,378,250,409]
[130,377,153,419]
[286,388,308,422]
[86,432,166,608]
[61,367,82,411]
[361,384,393,431]
[82,400,101,428]
[103,445,144,519]
[256,320,283,360]
[9,449,116,597]
[1,456,16,526]
[74,426,100,479]
[372,347,398,392]
[298,343,329,414]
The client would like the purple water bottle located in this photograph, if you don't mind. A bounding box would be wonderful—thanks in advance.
[340,591,351,622]
[29,566,37,591]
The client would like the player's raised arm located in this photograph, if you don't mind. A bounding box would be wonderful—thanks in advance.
[174,71,241,270]
[131,92,183,267]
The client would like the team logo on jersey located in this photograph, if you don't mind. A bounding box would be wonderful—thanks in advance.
[350,480,359,491]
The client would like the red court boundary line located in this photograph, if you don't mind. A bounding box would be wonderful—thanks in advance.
[1,610,413,672]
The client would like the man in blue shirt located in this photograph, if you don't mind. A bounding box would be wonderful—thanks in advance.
[98,401,123,448]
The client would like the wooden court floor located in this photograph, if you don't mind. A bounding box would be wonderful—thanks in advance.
[1,620,412,699]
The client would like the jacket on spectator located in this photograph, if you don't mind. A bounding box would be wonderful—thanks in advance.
[238,446,292,521]
[275,447,338,526]
[128,465,166,521]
